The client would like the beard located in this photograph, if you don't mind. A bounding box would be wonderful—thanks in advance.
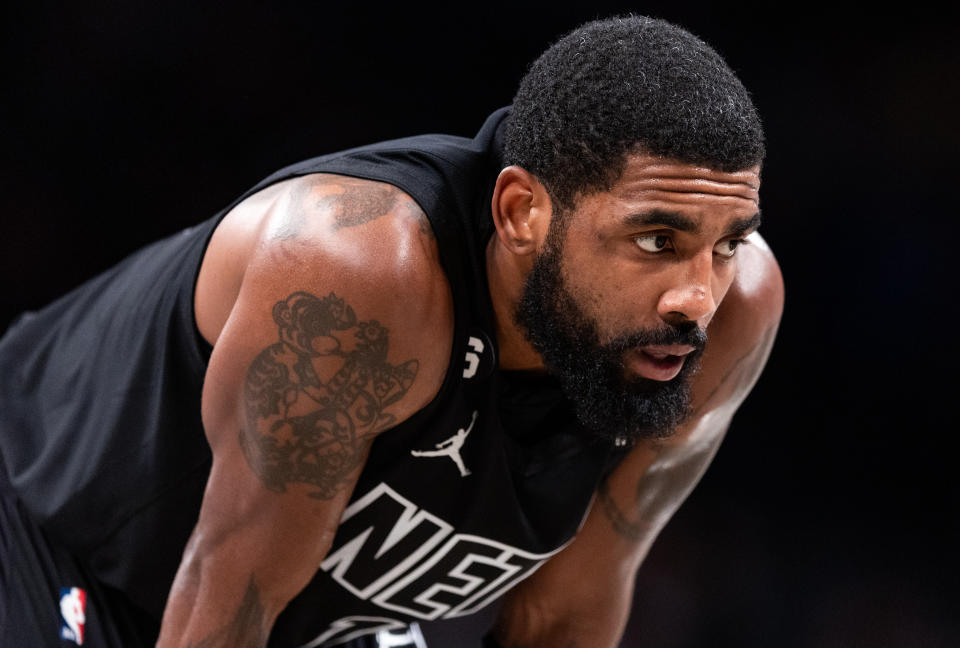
[514,230,707,444]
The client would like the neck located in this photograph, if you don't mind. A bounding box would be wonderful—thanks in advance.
[486,236,547,371]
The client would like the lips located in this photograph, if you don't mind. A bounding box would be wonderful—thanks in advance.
[625,344,696,381]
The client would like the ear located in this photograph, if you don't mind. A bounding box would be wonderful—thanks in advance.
[491,166,553,256]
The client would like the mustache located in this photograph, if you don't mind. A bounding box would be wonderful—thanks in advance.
[605,321,708,353]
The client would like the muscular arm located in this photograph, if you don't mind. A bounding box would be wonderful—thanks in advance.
[490,236,784,647]
[157,176,452,647]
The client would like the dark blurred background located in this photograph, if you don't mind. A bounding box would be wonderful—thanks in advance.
[2,2,957,646]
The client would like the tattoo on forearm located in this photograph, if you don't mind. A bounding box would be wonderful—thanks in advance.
[187,576,268,648]
[240,292,419,498]
[597,478,646,542]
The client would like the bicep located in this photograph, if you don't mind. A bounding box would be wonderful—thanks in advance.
[179,284,421,636]
[160,285,384,644]
[196,239,446,572]
[203,289,414,504]
[200,176,451,511]
[160,186,452,643]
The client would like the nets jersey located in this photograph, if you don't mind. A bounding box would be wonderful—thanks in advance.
[0,108,624,647]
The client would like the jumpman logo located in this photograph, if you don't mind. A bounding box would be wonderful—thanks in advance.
[410,411,477,477]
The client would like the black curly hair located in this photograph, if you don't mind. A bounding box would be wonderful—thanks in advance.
[504,15,765,211]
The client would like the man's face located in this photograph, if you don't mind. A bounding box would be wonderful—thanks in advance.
[515,154,761,442]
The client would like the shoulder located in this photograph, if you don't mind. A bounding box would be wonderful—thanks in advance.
[725,232,784,325]
[197,173,454,430]
[712,231,784,358]
[245,173,448,312]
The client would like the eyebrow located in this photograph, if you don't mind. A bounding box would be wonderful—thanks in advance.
[728,211,763,237]
[622,210,762,237]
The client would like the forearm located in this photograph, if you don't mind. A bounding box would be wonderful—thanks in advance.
[156,488,338,648]
[489,574,633,648]
[160,577,270,648]
[157,532,276,648]
[487,439,720,648]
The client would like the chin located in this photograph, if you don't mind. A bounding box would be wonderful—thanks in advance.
[565,350,703,445]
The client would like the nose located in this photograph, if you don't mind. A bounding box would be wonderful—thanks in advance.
[657,250,717,325]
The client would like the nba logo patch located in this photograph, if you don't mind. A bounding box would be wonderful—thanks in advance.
[59,587,87,645]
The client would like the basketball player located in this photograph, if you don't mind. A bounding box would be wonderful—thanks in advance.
[0,15,783,648]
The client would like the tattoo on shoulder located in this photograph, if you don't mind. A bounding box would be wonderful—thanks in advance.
[187,576,268,648]
[328,179,399,230]
[240,291,419,499]
[283,175,431,237]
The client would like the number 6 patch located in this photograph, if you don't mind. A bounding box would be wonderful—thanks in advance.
[461,328,495,380]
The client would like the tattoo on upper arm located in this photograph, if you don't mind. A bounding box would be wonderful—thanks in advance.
[597,478,646,542]
[694,324,779,416]
[186,576,268,648]
[240,292,419,499]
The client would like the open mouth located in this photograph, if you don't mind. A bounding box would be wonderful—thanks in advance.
[626,345,695,381]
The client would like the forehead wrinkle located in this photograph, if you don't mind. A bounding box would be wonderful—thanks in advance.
[639,173,761,192]
[628,159,762,191]
[618,165,761,202]
[620,187,761,217]
[640,185,760,201]
[624,182,761,206]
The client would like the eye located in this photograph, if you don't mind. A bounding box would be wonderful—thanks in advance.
[635,234,671,253]
[714,238,746,258]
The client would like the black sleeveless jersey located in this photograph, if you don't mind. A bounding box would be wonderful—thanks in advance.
[0,108,626,647]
